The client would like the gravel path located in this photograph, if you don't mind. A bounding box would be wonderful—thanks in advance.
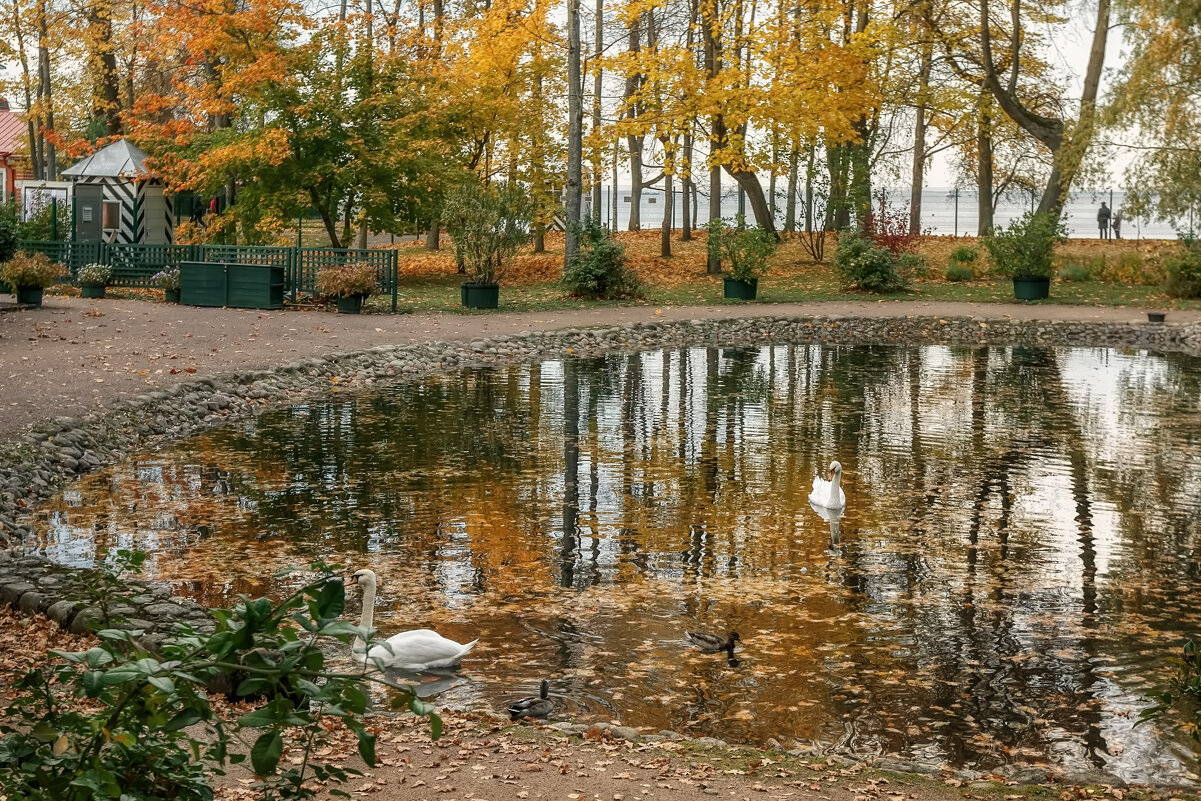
[2,296,1192,432]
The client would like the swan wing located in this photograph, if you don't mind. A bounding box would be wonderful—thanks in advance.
[367,629,478,669]
[808,476,846,509]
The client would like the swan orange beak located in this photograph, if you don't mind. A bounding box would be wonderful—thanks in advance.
[345,573,359,585]
[827,470,834,480]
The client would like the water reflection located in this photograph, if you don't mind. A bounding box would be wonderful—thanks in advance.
[32,344,1201,785]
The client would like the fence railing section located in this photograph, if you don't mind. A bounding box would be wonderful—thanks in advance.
[16,241,400,311]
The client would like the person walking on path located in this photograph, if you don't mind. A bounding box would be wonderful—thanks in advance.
[1112,208,1122,239]
[1097,202,1111,239]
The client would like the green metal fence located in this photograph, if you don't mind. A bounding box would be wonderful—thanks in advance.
[16,241,400,311]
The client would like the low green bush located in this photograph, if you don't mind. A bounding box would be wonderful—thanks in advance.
[1057,261,1092,282]
[707,215,776,281]
[564,217,641,299]
[0,551,441,801]
[944,264,974,282]
[897,252,928,278]
[833,230,908,293]
[949,245,978,266]
[1163,237,1201,298]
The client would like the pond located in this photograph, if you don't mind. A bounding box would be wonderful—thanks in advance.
[33,344,1201,786]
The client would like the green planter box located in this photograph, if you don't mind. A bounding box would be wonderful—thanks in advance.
[336,294,364,314]
[1012,276,1050,301]
[723,277,758,300]
[80,284,106,299]
[16,286,44,306]
[461,282,499,309]
[180,262,284,309]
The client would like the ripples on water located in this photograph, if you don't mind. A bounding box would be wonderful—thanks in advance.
[34,345,1201,785]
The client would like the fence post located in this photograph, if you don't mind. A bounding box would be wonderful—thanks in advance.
[391,250,398,312]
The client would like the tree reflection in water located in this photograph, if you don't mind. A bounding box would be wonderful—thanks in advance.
[35,344,1201,786]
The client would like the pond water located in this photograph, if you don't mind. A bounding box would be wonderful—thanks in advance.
[34,344,1201,786]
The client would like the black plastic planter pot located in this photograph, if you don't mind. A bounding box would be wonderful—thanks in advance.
[1012,276,1050,301]
[461,282,499,309]
[723,277,759,300]
[336,294,365,314]
[164,288,181,303]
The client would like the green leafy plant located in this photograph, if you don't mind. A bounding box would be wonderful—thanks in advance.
[152,267,181,290]
[1057,261,1092,282]
[1163,237,1201,299]
[76,263,113,286]
[441,180,531,285]
[1,251,66,289]
[944,264,974,281]
[717,215,776,282]
[315,261,380,298]
[0,553,441,801]
[984,211,1067,279]
[0,206,17,263]
[949,245,978,268]
[833,229,908,293]
[564,216,641,299]
[1137,640,1200,760]
[897,252,928,279]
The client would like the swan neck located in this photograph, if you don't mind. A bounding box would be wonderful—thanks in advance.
[354,582,376,652]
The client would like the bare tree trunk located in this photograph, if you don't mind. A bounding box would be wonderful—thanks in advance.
[565,0,583,264]
[87,0,123,135]
[977,0,1110,217]
[909,41,933,235]
[12,0,40,178]
[624,15,644,231]
[37,0,55,177]
[785,143,798,232]
[591,0,603,224]
[681,130,693,240]
[661,169,673,257]
[707,164,721,273]
[426,221,441,251]
[977,96,994,235]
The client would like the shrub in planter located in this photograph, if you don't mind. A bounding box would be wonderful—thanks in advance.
[315,261,380,299]
[564,216,641,299]
[719,215,776,283]
[1057,261,1092,282]
[441,179,531,289]
[152,267,181,290]
[77,262,112,286]
[833,230,908,293]
[1,251,65,291]
[984,211,1066,279]
[1164,237,1201,299]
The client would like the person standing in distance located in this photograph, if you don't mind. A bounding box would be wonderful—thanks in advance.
[1097,202,1111,240]
[1112,208,1122,240]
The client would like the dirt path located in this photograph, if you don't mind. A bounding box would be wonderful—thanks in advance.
[2,295,1192,432]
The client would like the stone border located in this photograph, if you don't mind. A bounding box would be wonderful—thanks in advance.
[1,313,1199,686]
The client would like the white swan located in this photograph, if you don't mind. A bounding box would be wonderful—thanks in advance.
[347,568,478,670]
[808,460,846,509]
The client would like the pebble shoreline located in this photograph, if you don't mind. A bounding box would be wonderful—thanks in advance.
[2,313,1198,788]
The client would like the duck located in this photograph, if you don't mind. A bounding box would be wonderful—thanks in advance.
[687,630,741,656]
[346,568,478,670]
[507,679,554,720]
[808,460,846,509]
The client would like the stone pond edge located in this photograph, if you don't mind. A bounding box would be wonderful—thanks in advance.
[2,312,1198,789]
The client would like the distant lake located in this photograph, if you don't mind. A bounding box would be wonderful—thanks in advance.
[592,187,1183,240]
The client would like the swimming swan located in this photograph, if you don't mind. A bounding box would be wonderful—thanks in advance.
[808,460,846,509]
[347,568,478,670]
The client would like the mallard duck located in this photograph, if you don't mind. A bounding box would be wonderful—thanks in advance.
[347,568,478,670]
[508,679,554,720]
[687,630,741,655]
[808,460,846,509]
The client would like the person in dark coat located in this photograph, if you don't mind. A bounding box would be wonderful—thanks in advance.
[1097,202,1111,240]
